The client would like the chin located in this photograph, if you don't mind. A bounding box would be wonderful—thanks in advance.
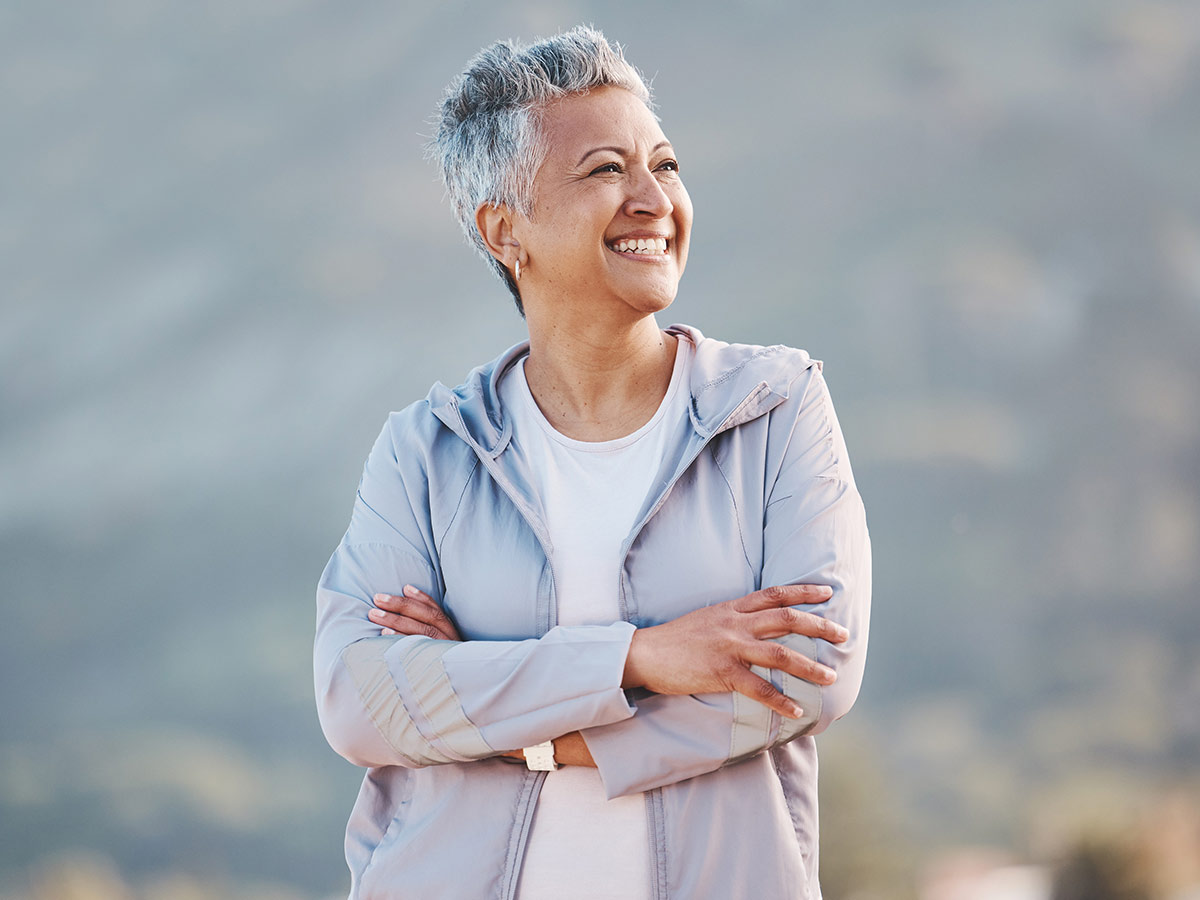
[624,292,677,317]
[617,277,681,315]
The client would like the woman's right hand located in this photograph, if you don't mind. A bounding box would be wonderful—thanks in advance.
[621,584,848,719]
[370,583,846,721]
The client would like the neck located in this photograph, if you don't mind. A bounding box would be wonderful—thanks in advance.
[522,312,678,442]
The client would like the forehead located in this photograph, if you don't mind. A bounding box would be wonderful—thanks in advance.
[538,86,666,159]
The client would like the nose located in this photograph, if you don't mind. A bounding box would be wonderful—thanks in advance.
[625,166,674,219]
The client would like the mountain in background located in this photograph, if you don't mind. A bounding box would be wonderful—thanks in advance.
[3,1,1198,897]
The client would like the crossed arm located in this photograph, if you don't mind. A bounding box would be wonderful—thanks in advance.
[368,581,849,767]
[316,367,869,790]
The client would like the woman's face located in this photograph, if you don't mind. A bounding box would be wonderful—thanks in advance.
[513,86,693,318]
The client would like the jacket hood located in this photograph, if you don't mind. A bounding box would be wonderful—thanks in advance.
[426,323,818,457]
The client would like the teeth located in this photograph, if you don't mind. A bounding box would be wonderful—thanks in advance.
[610,237,669,254]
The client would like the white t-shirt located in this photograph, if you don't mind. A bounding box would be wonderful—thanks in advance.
[502,336,694,900]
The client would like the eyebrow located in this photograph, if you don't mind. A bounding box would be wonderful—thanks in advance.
[576,140,672,167]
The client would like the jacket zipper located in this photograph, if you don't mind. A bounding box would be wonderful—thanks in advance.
[449,382,781,900]
[615,385,780,900]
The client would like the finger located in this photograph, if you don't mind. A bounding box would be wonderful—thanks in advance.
[373,588,441,615]
[725,667,805,719]
[403,584,435,603]
[374,589,462,640]
[735,584,834,612]
[739,639,837,685]
[374,592,444,621]
[368,607,458,641]
[752,607,849,643]
[369,592,459,640]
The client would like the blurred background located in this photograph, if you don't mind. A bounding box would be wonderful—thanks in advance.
[3,0,1199,898]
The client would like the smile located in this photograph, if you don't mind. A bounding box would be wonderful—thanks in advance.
[608,237,669,255]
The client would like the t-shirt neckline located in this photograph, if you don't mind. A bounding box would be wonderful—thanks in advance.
[512,336,693,453]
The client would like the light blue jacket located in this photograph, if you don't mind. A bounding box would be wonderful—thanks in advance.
[315,324,871,899]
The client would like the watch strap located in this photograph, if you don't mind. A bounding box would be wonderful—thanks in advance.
[523,740,558,771]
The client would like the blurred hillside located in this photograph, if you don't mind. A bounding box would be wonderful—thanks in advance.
[2,1,1198,898]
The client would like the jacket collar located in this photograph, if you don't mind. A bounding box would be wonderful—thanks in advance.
[427,323,815,457]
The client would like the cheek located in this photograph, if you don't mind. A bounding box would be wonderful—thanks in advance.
[673,194,693,268]
[555,222,606,263]
[673,186,694,231]
[528,219,592,264]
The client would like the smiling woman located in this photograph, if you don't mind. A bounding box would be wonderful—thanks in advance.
[479,84,694,441]
[314,25,871,900]
[478,85,692,330]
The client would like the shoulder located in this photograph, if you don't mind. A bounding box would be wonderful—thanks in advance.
[670,323,821,393]
[673,325,856,477]
[669,324,828,432]
[378,338,526,456]
[362,398,474,500]
[381,397,446,448]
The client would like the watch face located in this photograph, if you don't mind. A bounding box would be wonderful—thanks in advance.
[525,742,557,771]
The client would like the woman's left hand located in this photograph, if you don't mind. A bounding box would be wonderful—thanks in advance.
[369,586,462,641]
[370,588,593,765]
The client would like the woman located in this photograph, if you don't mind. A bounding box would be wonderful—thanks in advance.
[315,26,870,900]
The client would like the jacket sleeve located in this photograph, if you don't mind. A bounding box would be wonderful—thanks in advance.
[582,366,871,798]
[314,411,637,770]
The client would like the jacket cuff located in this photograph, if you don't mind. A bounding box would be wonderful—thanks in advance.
[582,691,738,798]
[444,621,638,753]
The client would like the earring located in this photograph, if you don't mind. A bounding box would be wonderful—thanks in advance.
[514,259,521,281]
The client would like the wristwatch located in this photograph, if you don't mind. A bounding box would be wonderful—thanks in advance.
[523,740,558,771]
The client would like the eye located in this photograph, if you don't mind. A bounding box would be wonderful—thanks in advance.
[589,162,622,175]
[656,158,680,172]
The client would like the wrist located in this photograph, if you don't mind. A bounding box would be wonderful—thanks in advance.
[621,626,653,690]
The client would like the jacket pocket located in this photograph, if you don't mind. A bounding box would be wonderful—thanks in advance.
[353,768,414,896]
[355,762,529,900]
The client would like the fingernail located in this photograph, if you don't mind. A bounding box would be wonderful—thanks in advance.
[823,668,837,683]
[381,627,396,635]
[403,585,418,597]
[373,593,387,602]
[786,702,804,718]
[368,608,383,619]
[823,586,834,597]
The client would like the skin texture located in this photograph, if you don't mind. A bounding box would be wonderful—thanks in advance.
[476,86,693,442]
[371,585,847,766]
[372,87,848,766]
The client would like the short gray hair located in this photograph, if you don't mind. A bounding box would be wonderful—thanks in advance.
[430,26,653,314]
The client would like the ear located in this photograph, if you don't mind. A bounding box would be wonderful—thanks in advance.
[475,202,523,270]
